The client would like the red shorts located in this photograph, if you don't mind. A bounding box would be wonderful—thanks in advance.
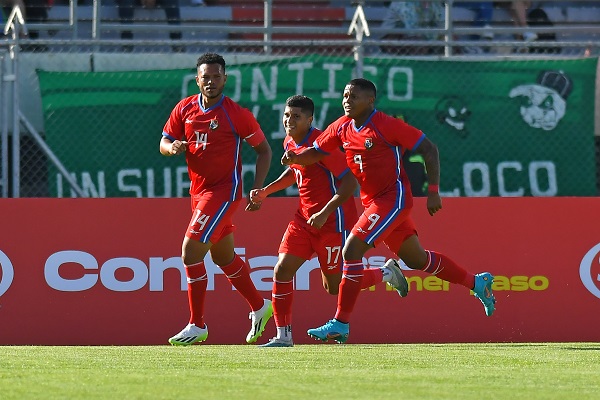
[278,215,347,275]
[185,193,239,243]
[352,192,417,254]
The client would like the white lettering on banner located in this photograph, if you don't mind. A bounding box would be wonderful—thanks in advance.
[251,66,278,101]
[0,250,15,297]
[56,172,107,198]
[118,169,143,197]
[288,62,314,95]
[45,250,187,292]
[191,64,420,104]
[321,63,343,99]
[45,251,99,291]
[41,249,388,293]
[56,167,190,198]
[580,243,600,299]
[270,103,286,139]
[363,65,378,80]
[441,160,558,197]
[387,67,413,101]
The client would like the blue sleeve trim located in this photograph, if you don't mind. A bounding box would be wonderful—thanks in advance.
[411,133,426,151]
[313,141,330,155]
[162,132,177,142]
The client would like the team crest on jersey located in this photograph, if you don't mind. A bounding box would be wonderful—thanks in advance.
[364,138,374,149]
[209,119,219,130]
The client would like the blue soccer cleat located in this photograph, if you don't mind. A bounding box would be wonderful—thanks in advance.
[307,319,349,343]
[473,272,496,316]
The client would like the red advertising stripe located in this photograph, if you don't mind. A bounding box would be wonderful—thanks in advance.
[0,197,598,345]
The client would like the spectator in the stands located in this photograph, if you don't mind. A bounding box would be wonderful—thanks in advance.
[115,0,184,52]
[455,2,495,54]
[455,2,494,39]
[527,6,559,54]
[379,1,445,55]
[496,1,537,41]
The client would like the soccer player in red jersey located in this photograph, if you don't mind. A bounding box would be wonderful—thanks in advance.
[282,79,496,344]
[250,95,408,347]
[160,53,274,345]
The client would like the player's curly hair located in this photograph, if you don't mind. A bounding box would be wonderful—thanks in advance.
[286,95,314,116]
[197,53,226,71]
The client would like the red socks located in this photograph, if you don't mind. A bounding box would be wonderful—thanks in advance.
[271,279,294,327]
[185,261,208,327]
[423,250,475,289]
[361,267,384,289]
[334,260,364,323]
[220,254,264,311]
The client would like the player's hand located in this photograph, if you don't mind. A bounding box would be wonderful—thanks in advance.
[245,195,262,212]
[307,211,327,229]
[426,192,442,216]
[249,188,267,204]
[281,150,297,166]
[170,140,187,156]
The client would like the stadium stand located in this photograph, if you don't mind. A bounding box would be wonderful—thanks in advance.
[4,0,600,54]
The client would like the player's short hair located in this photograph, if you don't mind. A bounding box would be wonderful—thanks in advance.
[285,95,314,116]
[348,78,377,98]
[197,53,226,72]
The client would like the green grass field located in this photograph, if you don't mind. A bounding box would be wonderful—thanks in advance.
[1,343,599,399]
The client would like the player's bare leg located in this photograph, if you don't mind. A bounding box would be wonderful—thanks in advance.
[321,270,341,295]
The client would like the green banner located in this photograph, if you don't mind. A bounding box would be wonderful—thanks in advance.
[38,56,597,197]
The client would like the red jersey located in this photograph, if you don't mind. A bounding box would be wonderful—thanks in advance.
[284,127,358,232]
[315,110,425,209]
[162,94,266,200]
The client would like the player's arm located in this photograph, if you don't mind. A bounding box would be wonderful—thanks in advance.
[281,147,324,166]
[246,139,273,211]
[160,136,187,156]
[307,171,358,229]
[250,168,296,204]
[414,137,442,216]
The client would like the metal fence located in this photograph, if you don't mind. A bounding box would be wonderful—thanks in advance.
[2,0,600,197]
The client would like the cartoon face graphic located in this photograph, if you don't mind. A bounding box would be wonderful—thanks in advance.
[509,84,566,131]
[509,70,572,131]
[435,96,471,134]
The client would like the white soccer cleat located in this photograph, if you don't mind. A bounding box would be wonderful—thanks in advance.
[246,299,274,343]
[383,259,409,297]
[258,337,294,348]
[168,323,208,346]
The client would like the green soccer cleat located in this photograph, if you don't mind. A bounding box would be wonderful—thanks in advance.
[307,319,349,344]
[246,299,274,343]
[473,272,496,316]
[168,323,208,346]
[383,259,409,297]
